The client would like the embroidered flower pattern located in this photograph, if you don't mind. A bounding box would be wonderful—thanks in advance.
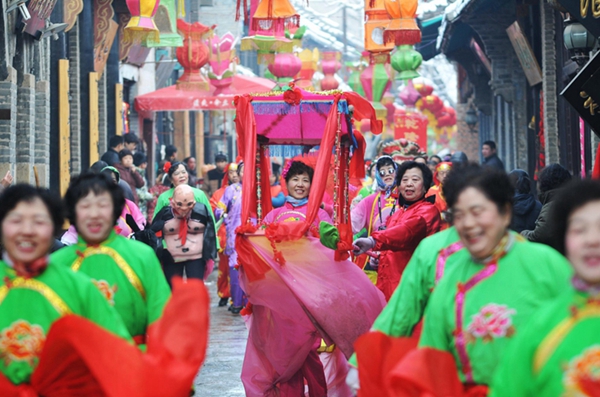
[465,303,516,343]
[563,345,600,397]
[0,320,45,366]
[92,279,118,306]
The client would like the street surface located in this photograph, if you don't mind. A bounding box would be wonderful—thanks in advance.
[194,270,247,396]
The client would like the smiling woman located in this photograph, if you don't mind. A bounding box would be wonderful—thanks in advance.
[414,164,572,391]
[353,161,440,300]
[490,180,600,397]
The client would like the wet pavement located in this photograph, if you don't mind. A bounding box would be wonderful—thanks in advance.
[194,270,247,396]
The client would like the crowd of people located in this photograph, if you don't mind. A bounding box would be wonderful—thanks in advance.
[1,130,599,397]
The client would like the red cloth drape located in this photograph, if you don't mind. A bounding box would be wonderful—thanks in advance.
[593,143,600,180]
[345,91,383,135]
[0,277,209,397]
[236,95,258,226]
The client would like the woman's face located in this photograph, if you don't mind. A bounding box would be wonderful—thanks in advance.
[453,187,511,261]
[565,200,600,285]
[75,191,115,245]
[171,165,189,187]
[287,172,311,200]
[398,167,425,201]
[228,168,239,184]
[2,198,54,264]
[378,164,396,186]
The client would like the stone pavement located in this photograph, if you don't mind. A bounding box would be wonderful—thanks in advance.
[194,270,247,396]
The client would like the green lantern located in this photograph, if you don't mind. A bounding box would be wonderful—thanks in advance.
[391,45,422,80]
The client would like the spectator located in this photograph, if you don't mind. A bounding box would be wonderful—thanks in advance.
[414,155,427,165]
[521,164,571,245]
[207,153,228,196]
[450,151,468,166]
[100,136,124,166]
[481,140,505,170]
[164,145,178,163]
[508,169,542,233]
[114,149,145,204]
[124,133,139,152]
[183,156,198,187]
[429,155,442,165]
[90,160,135,202]
[134,152,153,217]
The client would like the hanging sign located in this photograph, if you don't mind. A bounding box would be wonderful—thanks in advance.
[394,111,428,150]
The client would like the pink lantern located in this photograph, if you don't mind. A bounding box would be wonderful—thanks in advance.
[207,32,236,76]
[381,92,396,126]
[398,80,420,107]
[320,75,339,91]
[320,51,342,90]
[268,53,302,81]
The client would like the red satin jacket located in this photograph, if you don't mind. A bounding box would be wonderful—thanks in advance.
[371,199,440,301]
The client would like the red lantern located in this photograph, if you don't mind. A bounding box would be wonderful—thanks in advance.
[414,81,434,97]
[176,20,212,91]
[124,0,160,42]
[268,53,302,82]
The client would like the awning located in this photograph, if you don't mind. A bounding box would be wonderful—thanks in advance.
[134,74,276,112]
[416,15,442,61]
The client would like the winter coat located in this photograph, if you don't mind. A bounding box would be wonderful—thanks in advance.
[510,193,542,233]
[371,198,440,301]
[115,163,145,204]
[483,154,505,171]
[521,189,558,246]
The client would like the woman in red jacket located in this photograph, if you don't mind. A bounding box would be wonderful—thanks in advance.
[354,161,441,300]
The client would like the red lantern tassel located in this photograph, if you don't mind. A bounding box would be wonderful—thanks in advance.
[384,18,422,46]
[235,0,249,23]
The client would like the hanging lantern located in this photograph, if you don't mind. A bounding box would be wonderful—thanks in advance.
[207,32,235,77]
[347,62,366,96]
[413,79,434,97]
[390,45,422,80]
[268,52,302,82]
[240,35,294,64]
[364,0,395,58]
[297,48,319,89]
[251,0,300,36]
[239,0,299,64]
[382,0,421,46]
[360,61,392,121]
[124,0,161,43]
[398,79,420,107]
[175,19,212,91]
[320,51,342,91]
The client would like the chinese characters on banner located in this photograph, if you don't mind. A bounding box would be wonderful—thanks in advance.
[394,112,428,150]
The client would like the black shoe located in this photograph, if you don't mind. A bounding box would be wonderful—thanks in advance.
[230,306,243,314]
[218,298,229,307]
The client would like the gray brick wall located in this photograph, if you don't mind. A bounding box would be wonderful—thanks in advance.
[35,80,50,187]
[455,103,480,163]
[0,67,17,178]
[541,0,560,164]
[69,22,82,174]
[16,73,36,184]
[464,1,528,171]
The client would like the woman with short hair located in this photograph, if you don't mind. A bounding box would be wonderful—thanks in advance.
[491,179,600,396]
[416,164,571,393]
[353,161,441,300]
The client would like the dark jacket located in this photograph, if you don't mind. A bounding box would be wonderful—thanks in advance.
[100,149,120,166]
[510,193,542,233]
[483,154,505,171]
[521,189,558,246]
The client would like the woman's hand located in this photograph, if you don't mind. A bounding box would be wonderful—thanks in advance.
[369,254,380,270]
[346,366,360,395]
[353,237,375,255]
[1,171,13,188]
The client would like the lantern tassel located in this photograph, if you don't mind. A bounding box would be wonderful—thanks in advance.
[384,18,421,46]
[235,0,249,23]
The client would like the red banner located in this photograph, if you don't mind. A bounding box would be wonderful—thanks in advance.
[394,112,428,151]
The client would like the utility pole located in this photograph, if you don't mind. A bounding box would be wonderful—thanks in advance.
[342,4,348,80]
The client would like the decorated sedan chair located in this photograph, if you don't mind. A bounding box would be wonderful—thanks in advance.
[234,86,387,396]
